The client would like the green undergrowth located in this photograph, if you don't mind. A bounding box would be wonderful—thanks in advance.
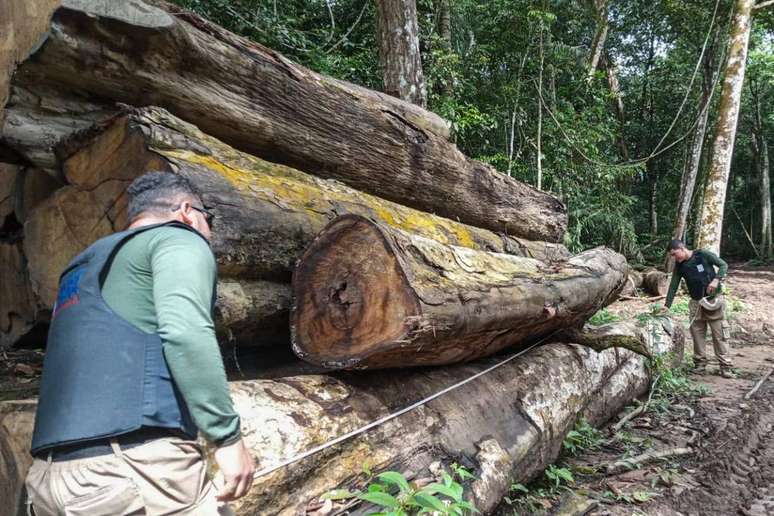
[502,351,707,514]
[588,308,622,326]
[322,463,478,515]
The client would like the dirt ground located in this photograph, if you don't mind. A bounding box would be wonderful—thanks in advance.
[499,263,774,516]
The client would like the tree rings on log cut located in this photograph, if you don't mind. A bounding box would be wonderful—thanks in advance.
[291,216,421,369]
[292,214,628,369]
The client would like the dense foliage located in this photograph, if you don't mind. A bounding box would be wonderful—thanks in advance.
[173,0,773,262]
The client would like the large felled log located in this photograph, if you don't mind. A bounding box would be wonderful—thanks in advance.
[0,319,684,515]
[619,269,643,297]
[0,0,61,127]
[0,400,36,516]
[9,0,567,242]
[11,107,567,347]
[292,215,627,369]
[642,268,670,297]
[1,83,116,175]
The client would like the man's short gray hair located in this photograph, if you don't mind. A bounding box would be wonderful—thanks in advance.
[126,171,200,221]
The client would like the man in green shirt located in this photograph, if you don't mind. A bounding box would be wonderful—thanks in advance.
[664,239,733,377]
[26,172,255,514]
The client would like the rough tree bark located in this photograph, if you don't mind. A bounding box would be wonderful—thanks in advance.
[0,400,36,516]
[0,319,684,516]
[697,0,755,254]
[667,52,717,272]
[0,0,61,127]
[600,52,629,161]
[434,0,454,98]
[1,82,116,177]
[0,163,17,223]
[292,215,627,369]
[5,0,567,242]
[375,0,427,107]
[586,0,609,82]
[619,269,643,297]
[751,81,772,259]
[642,268,670,297]
[8,107,568,347]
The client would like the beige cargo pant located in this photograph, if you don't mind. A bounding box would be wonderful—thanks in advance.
[25,437,234,515]
[688,296,732,370]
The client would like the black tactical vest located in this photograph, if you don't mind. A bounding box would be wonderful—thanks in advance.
[31,222,209,455]
[676,250,718,301]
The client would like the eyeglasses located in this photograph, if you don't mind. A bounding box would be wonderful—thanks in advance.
[190,205,215,227]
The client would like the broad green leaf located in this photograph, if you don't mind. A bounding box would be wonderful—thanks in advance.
[368,483,386,493]
[456,500,480,513]
[377,471,411,493]
[510,483,529,494]
[424,482,463,502]
[357,491,400,509]
[413,492,448,513]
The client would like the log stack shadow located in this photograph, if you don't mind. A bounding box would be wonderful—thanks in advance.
[1,1,674,514]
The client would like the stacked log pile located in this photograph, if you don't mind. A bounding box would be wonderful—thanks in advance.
[0,0,666,514]
[0,319,684,515]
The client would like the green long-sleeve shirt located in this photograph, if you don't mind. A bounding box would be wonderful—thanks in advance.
[102,225,240,445]
[665,249,728,308]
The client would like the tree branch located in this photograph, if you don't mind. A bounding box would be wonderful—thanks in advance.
[754,0,774,10]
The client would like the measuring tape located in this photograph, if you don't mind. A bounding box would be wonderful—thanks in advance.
[252,331,559,479]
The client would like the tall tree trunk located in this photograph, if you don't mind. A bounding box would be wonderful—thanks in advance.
[650,175,659,238]
[751,82,773,258]
[586,0,609,81]
[759,138,772,258]
[436,0,452,45]
[666,56,717,271]
[291,215,626,369]
[536,22,545,191]
[697,0,755,254]
[600,53,629,161]
[375,0,427,107]
[434,0,454,99]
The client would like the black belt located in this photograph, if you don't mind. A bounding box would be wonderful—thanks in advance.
[38,427,189,462]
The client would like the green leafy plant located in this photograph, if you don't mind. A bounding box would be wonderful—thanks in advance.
[322,465,478,515]
[544,465,574,489]
[668,298,690,315]
[588,308,622,326]
[562,419,604,456]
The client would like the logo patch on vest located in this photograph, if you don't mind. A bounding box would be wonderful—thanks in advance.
[53,267,85,317]
[696,264,705,273]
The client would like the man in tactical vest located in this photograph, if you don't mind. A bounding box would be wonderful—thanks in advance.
[664,239,734,378]
[26,172,255,514]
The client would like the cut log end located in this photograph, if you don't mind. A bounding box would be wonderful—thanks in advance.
[292,215,420,367]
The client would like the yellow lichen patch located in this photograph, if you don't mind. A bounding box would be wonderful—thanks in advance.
[156,144,492,252]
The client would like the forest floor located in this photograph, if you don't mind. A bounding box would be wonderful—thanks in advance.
[498,262,774,516]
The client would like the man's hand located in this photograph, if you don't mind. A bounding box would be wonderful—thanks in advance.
[214,437,256,501]
[706,278,720,295]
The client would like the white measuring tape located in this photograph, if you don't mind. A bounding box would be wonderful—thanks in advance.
[252,331,558,479]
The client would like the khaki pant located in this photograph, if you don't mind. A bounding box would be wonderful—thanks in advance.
[688,297,732,370]
[26,437,234,516]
